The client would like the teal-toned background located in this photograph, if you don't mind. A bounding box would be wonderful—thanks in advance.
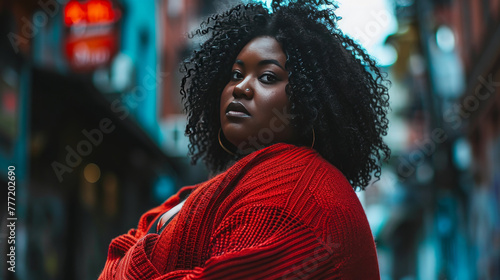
[0,0,499,279]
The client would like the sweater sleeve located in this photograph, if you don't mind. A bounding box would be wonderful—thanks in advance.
[102,203,379,280]
[152,206,356,280]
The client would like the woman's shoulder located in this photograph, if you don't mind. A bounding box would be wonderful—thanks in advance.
[230,144,363,214]
[306,153,362,207]
[284,151,364,215]
[223,146,373,245]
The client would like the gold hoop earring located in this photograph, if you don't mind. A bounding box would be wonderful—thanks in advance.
[218,128,236,156]
[311,128,315,149]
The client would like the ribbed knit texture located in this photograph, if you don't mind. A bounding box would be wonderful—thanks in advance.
[99,143,380,279]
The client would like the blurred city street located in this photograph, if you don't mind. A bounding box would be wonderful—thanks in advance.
[0,0,499,279]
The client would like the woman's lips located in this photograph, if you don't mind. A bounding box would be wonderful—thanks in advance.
[226,101,251,118]
[226,111,251,118]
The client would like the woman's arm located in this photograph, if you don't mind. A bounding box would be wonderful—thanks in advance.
[158,206,334,279]
[107,205,378,280]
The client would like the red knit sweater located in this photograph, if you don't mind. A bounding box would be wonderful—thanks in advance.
[99,144,380,279]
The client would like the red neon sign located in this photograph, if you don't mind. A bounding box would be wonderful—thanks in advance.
[65,35,118,71]
[63,0,121,71]
[64,0,119,26]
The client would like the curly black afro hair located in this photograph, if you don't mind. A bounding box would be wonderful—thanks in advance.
[180,0,390,190]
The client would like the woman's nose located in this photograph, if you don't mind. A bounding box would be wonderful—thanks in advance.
[233,78,253,99]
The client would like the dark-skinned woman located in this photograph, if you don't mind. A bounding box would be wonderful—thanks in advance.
[99,1,390,279]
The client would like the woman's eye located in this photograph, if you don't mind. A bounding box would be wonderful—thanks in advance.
[260,73,278,84]
[231,71,243,80]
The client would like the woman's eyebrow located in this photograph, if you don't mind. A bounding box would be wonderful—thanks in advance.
[234,59,285,70]
[259,59,285,70]
[235,60,245,67]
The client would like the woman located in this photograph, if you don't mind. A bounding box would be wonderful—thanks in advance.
[99,0,390,279]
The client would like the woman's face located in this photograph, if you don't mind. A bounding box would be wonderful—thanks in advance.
[220,36,295,154]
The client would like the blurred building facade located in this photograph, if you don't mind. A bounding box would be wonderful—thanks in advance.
[373,0,500,279]
[0,0,211,279]
[1,0,499,280]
